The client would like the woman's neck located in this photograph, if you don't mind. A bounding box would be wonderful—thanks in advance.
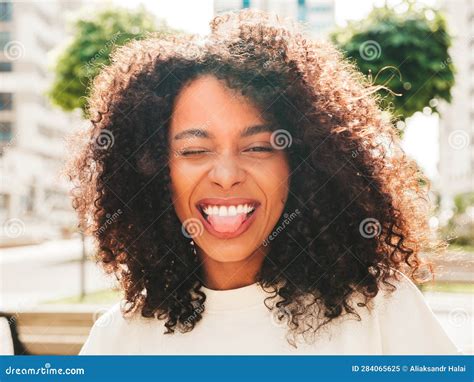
[198,247,267,290]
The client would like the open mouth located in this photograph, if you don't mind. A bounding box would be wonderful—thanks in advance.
[196,199,260,237]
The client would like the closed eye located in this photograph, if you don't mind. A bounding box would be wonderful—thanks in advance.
[245,146,274,153]
[178,149,210,156]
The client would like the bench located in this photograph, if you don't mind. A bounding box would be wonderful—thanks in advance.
[4,305,111,355]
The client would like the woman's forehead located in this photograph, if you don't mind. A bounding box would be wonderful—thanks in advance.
[170,75,266,138]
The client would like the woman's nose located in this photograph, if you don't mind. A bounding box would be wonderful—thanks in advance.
[208,155,246,190]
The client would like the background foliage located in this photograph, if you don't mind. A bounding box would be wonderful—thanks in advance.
[331,2,455,122]
[48,6,177,117]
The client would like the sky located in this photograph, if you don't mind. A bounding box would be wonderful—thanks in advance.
[112,0,441,180]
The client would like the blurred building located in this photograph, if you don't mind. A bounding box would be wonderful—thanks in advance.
[0,0,81,246]
[438,0,474,213]
[214,0,335,37]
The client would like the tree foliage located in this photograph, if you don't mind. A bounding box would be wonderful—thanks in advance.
[331,1,455,121]
[48,6,178,117]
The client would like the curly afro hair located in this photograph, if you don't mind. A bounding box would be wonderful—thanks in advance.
[68,9,440,345]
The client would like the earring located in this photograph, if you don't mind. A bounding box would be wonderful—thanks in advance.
[190,240,197,256]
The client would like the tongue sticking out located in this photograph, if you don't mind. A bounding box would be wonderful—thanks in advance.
[207,214,247,233]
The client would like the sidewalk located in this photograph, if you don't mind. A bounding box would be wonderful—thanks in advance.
[0,238,93,265]
[0,238,112,310]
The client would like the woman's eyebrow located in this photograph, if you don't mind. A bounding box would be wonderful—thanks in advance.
[173,128,212,140]
[240,124,272,137]
[173,124,272,141]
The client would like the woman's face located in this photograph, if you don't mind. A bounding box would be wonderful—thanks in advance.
[168,75,290,262]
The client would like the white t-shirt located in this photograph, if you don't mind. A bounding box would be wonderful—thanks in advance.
[79,270,461,355]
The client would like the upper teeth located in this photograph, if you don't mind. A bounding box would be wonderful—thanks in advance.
[202,204,255,217]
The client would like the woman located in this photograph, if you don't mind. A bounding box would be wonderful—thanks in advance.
[75,10,459,355]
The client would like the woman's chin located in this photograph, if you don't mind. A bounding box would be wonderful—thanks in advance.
[201,248,253,263]
[210,253,250,263]
[197,241,264,263]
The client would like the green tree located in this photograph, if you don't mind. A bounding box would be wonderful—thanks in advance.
[331,1,455,122]
[454,192,474,215]
[48,6,178,117]
[442,192,474,248]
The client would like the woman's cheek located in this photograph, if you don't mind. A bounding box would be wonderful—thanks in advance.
[169,160,206,219]
[266,157,290,197]
[169,162,191,220]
